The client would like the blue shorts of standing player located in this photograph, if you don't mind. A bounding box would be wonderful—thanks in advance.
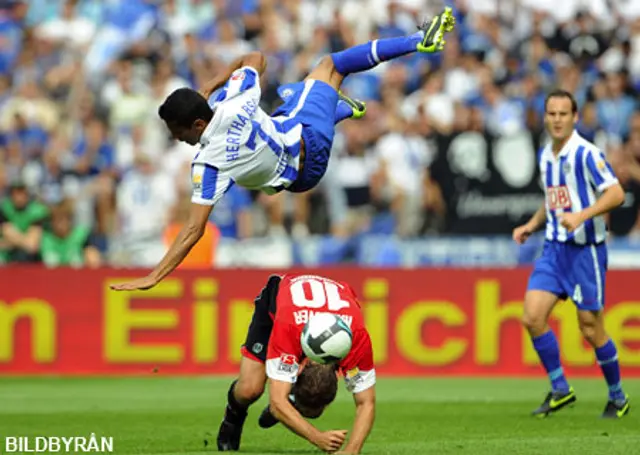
[529,241,608,312]
[514,89,630,419]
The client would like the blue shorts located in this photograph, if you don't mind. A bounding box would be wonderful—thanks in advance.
[527,241,608,311]
[271,80,339,193]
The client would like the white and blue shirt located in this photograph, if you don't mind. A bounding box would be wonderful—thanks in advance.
[191,66,302,206]
[539,130,619,244]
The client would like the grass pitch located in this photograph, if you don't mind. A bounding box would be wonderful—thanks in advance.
[0,377,638,455]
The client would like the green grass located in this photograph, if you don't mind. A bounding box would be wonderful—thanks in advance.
[0,377,638,454]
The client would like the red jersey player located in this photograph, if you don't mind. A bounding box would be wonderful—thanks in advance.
[215,274,376,454]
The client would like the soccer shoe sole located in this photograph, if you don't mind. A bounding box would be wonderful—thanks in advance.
[417,7,456,53]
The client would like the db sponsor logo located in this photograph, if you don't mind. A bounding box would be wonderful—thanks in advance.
[547,185,571,210]
[278,354,298,374]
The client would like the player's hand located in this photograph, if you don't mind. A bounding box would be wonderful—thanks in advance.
[559,212,585,233]
[314,430,347,453]
[512,223,533,244]
[110,276,158,291]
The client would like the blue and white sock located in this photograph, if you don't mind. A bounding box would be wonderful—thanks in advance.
[532,330,570,393]
[595,339,626,402]
[330,31,424,76]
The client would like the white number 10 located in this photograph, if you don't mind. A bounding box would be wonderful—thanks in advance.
[290,279,350,311]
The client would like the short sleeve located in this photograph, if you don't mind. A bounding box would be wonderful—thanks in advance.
[340,329,376,394]
[265,321,303,383]
[191,162,234,206]
[585,148,618,192]
[208,66,260,108]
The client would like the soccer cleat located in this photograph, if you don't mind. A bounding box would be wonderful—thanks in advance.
[216,405,247,451]
[602,395,630,419]
[531,387,576,417]
[417,7,456,53]
[338,91,366,119]
[258,405,280,429]
[216,419,244,451]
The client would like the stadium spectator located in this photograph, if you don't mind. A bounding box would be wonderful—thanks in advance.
[112,152,177,267]
[40,198,101,268]
[0,0,636,267]
[0,179,48,263]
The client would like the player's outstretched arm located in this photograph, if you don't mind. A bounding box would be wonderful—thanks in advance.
[110,203,213,291]
[200,51,267,98]
[337,386,376,455]
[269,379,347,453]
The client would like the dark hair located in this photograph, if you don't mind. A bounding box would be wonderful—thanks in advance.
[293,363,338,416]
[545,89,578,113]
[158,88,213,128]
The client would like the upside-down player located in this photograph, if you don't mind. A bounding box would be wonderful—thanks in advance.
[513,89,630,418]
[212,273,375,454]
[109,8,455,292]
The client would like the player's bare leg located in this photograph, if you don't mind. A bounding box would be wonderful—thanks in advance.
[216,357,267,451]
[577,310,630,418]
[523,290,576,416]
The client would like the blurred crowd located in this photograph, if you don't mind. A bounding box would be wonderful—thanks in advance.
[1,0,640,268]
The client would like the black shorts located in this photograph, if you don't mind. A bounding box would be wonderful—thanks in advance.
[241,275,281,362]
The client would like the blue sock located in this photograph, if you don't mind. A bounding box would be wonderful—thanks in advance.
[334,100,353,124]
[532,330,570,393]
[331,32,424,76]
[595,339,625,401]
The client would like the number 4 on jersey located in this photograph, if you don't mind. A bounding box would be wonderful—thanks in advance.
[572,284,583,304]
[290,278,350,311]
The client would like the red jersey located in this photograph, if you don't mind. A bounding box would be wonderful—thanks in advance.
[265,274,376,394]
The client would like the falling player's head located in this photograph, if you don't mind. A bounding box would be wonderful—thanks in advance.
[544,89,578,144]
[159,88,213,146]
[292,362,339,419]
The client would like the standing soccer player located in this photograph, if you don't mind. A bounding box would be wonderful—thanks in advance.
[513,89,629,418]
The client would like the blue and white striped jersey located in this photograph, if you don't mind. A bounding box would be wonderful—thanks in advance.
[540,130,619,244]
[191,66,302,206]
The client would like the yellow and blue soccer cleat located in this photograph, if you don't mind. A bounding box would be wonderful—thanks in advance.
[417,6,456,53]
[602,395,630,419]
[531,387,577,417]
[338,91,367,119]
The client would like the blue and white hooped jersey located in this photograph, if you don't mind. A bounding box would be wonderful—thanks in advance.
[191,66,303,206]
[540,130,619,244]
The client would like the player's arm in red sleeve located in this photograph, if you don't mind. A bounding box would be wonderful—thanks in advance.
[266,322,346,453]
[200,51,267,98]
[339,330,377,454]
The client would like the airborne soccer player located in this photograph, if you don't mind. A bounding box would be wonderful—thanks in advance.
[212,273,375,454]
[513,89,630,418]
[109,8,455,292]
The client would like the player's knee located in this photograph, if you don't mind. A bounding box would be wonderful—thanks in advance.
[307,55,343,89]
[521,312,545,335]
[578,320,600,345]
[234,376,265,403]
[318,55,338,75]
